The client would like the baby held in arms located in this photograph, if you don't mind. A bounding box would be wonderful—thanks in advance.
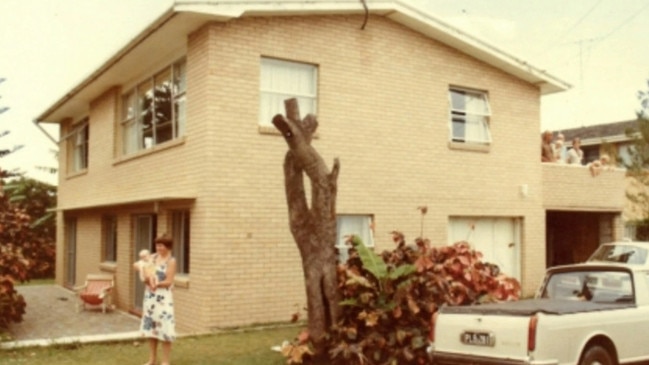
[134,249,158,287]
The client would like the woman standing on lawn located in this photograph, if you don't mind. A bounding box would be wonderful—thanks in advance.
[140,234,177,365]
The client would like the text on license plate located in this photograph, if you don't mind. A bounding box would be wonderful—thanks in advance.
[460,331,495,347]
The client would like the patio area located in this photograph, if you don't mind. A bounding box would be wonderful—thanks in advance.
[2,285,141,349]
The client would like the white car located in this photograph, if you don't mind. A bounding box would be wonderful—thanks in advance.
[588,241,649,267]
[428,262,649,365]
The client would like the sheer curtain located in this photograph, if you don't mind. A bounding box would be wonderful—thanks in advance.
[259,58,317,127]
[449,89,491,144]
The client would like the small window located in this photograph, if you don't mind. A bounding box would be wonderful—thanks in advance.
[68,118,89,172]
[102,216,117,262]
[449,88,492,144]
[121,58,186,155]
[336,215,375,264]
[259,58,317,128]
[171,210,190,274]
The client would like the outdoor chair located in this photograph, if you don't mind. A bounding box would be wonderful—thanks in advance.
[74,273,114,313]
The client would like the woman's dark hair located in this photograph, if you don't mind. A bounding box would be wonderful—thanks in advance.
[154,234,173,249]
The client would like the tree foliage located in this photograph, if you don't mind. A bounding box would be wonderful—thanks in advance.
[279,233,521,365]
[0,174,30,331]
[623,79,649,234]
[3,177,57,278]
[0,80,55,334]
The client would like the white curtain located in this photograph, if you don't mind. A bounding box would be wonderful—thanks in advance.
[449,89,492,144]
[259,58,317,127]
[336,215,374,263]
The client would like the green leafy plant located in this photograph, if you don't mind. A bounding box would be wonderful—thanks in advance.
[279,232,521,365]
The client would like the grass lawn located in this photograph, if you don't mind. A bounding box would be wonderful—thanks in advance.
[16,278,55,286]
[0,326,301,365]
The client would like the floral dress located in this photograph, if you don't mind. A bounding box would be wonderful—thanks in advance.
[140,255,176,342]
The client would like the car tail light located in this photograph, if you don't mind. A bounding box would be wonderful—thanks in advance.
[429,312,439,342]
[528,314,538,352]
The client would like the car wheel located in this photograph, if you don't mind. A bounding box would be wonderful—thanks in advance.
[580,345,613,365]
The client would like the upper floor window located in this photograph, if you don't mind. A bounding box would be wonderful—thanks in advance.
[68,118,89,173]
[449,87,492,145]
[121,58,186,155]
[259,58,317,129]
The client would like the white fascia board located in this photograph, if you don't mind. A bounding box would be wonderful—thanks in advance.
[385,1,571,95]
[173,0,391,17]
[174,0,570,95]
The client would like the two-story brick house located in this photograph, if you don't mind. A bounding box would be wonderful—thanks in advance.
[36,0,625,334]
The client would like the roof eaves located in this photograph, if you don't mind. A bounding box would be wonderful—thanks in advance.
[37,0,570,122]
[382,1,570,94]
[35,5,178,123]
[173,0,570,95]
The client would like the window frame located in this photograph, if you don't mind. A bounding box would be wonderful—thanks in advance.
[448,87,492,145]
[171,210,190,275]
[68,118,89,173]
[259,57,318,130]
[102,215,117,262]
[121,57,186,155]
[336,214,375,264]
[64,217,77,287]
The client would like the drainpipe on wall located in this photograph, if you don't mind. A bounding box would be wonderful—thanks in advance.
[32,119,59,145]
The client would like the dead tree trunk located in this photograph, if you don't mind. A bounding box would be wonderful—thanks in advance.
[272,98,341,356]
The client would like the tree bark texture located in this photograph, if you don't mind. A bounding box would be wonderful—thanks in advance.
[272,98,341,352]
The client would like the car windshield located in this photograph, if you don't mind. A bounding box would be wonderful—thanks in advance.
[589,244,648,265]
[540,270,634,304]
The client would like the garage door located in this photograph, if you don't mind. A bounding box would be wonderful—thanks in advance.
[448,217,521,280]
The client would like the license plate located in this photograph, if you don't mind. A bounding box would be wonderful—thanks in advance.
[460,331,495,347]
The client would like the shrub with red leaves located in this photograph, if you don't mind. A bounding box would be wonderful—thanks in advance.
[280,232,520,365]
[0,189,32,333]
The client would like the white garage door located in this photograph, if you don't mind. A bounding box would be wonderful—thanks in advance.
[448,217,521,280]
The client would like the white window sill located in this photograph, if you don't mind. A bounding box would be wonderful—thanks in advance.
[174,275,190,289]
[114,136,186,166]
[99,261,117,273]
[66,169,88,180]
[258,124,320,139]
[448,141,490,153]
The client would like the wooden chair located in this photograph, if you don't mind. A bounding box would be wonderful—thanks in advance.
[74,273,115,313]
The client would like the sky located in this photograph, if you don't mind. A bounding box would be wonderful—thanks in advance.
[0,0,648,185]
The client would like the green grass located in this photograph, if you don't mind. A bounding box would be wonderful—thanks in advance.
[0,326,301,365]
[16,278,55,286]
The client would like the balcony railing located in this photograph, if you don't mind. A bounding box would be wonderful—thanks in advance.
[542,162,626,211]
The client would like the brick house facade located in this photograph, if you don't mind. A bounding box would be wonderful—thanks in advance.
[36,1,625,334]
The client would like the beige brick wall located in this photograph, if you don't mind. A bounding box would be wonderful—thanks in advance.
[56,14,553,332]
[542,163,626,211]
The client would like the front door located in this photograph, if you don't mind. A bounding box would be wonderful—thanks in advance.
[133,214,156,311]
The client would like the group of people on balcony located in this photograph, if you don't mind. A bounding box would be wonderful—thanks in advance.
[541,130,612,176]
[541,130,583,165]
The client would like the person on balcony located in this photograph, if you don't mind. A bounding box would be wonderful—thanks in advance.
[553,133,567,163]
[566,137,584,165]
[541,130,556,162]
